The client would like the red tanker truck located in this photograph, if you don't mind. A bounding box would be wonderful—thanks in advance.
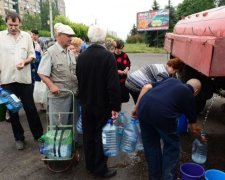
[164,6,225,112]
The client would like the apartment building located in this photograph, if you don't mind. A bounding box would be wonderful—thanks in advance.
[0,0,65,18]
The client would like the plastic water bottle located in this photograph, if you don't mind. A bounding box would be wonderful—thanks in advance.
[115,112,127,144]
[58,144,72,158]
[102,119,119,157]
[121,118,138,153]
[0,87,23,113]
[135,119,144,151]
[76,106,83,134]
[191,133,208,164]
[39,144,53,157]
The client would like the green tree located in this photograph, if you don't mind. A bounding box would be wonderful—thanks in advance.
[40,0,59,30]
[130,24,138,36]
[21,14,42,31]
[0,15,6,31]
[152,0,160,10]
[216,0,225,6]
[166,0,178,31]
[176,0,215,18]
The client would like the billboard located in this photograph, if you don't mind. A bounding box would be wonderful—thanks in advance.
[137,9,169,31]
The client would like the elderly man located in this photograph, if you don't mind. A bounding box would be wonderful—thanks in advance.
[76,25,121,178]
[38,24,78,136]
[133,78,206,180]
[0,12,43,150]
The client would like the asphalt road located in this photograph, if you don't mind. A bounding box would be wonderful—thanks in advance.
[0,53,225,180]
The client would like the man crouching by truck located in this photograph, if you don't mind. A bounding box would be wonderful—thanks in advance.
[132,78,207,180]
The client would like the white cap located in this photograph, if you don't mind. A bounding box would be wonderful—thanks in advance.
[57,24,75,36]
[54,23,63,32]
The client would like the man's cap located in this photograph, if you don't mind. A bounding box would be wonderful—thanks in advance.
[54,23,63,31]
[57,24,75,36]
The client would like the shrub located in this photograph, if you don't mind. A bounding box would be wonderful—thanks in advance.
[126,34,144,43]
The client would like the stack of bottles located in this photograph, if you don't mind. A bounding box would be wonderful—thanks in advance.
[39,129,73,159]
[102,112,144,157]
[0,87,23,113]
[191,132,208,164]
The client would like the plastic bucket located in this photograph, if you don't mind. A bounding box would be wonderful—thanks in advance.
[0,104,6,122]
[205,169,225,180]
[180,162,205,180]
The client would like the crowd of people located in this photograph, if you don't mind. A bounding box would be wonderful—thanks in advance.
[0,11,206,180]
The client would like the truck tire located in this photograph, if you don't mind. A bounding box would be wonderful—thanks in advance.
[179,64,214,113]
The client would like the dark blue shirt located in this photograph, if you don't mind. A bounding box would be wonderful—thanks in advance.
[138,78,197,132]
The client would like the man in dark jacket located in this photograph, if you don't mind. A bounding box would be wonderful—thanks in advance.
[76,25,121,178]
[132,78,205,180]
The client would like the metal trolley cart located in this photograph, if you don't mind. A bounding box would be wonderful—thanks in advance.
[40,89,80,172]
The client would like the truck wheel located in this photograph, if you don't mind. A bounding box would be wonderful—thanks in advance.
[179,64,213,113]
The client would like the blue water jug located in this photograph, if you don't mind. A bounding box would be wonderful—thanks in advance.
[121,118,138,153]
[192,133,208,164]
[102,119,119,157]
[0,87,23,113]
[177,113,188,134]
[135,119,144,151]
[76,106,83,134]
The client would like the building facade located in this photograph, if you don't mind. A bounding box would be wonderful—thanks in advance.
[0,0,65,18]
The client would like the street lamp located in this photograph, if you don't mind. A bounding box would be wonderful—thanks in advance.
[49,0,53,38]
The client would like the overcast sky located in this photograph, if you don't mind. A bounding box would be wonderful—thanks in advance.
[64,0,183,40]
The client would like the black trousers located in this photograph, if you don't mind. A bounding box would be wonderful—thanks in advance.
[81,105,111,176]
[1,83,43,141]
[127,88,140,104]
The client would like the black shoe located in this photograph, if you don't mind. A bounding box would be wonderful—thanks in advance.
[5,118,11,123]
[93,169,117,179]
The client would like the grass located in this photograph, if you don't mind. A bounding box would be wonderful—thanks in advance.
[124,43,166,53]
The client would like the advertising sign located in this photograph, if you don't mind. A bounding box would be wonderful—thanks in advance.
[137,9,169,31]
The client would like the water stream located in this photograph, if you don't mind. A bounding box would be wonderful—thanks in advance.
[201,95,219,133]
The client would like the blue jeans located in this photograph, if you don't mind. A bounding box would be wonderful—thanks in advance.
[140,119,180,180]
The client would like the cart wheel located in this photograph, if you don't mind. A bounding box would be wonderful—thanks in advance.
[73,149,80,165]
[46,160,73,173]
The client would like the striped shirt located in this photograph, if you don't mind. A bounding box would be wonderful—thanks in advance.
[126,64,169,92]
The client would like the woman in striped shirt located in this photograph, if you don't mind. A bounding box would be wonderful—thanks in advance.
[125,58,183,103]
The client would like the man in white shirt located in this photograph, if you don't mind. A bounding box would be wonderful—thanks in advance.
[0,12,43,150]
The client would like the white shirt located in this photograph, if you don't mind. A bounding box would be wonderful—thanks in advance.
[0,30,35,84]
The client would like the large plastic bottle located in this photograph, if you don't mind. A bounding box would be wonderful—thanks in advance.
[115,112,127,146]
[76,106,83,134]
[39,144,53,157]
[0,87,23,113]
[121,118,138,153]
[191,133,208,164]
[102,119,119,157]
[135,119,144,151]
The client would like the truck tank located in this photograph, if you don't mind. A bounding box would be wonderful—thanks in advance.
[164,6,225,112]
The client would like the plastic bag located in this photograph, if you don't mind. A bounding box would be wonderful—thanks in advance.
[33,81,47,103]
[42,127,73,159]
